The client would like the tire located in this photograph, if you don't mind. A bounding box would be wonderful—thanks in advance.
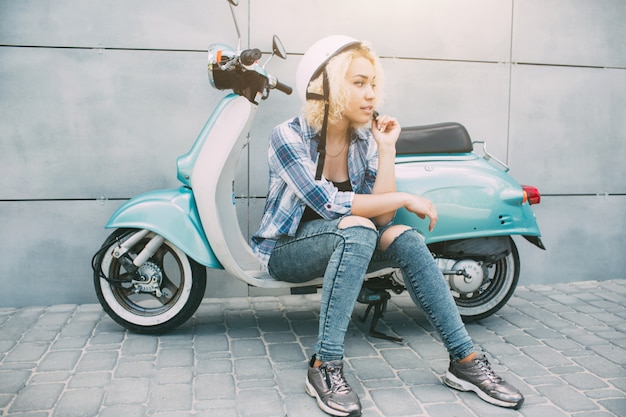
[451,237,520,322]
[93,228,207,334]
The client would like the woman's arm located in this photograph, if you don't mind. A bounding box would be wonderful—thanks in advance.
[358,114,400,225]
[352,114,438,230]
[352,192,438,232]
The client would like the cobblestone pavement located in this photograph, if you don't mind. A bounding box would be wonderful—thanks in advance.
[1,279,625,417]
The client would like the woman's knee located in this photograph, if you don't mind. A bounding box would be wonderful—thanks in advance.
[338,215,377,231]
[379,225,413,251]
[336,216,378,251]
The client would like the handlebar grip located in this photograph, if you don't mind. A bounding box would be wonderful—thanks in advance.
[274,80,292,95]
[240,48,262,66]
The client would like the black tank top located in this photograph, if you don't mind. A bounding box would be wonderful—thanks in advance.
[301,179,353,222]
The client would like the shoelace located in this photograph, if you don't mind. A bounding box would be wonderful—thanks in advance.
[323,365,351,393]
[474,357,503,383]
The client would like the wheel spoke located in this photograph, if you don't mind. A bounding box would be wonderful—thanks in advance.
[157,273,180,302]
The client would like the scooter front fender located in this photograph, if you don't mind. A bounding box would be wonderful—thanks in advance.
[105,187,222,268]
[394,154,542,244]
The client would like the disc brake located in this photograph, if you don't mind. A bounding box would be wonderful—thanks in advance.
[131,261,164,297]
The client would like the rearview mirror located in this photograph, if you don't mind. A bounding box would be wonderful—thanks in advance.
[272,35,287,60]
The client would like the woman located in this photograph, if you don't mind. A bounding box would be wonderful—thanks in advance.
[252,35,523,417]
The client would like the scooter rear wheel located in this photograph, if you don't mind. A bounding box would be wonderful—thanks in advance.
[452,237,520,322]
[93,228,207,334]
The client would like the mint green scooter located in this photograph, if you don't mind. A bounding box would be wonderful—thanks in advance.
[91,0,544,334]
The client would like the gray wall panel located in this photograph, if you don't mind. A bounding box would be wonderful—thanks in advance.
[0,47,218,199]
[508,64,626,194]
[251,0,513,62]
[516,195,626,285]
[0,0,245,50]
[512,0,626,68]
[0,200,115,307]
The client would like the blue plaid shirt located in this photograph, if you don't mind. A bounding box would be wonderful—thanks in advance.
[251,115,378,268]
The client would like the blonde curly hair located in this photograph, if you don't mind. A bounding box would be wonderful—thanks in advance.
[302,42,385,131]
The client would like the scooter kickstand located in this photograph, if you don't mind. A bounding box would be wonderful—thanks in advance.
[358,288,403,343]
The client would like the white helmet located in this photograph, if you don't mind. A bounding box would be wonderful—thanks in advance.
[295,35,360,102]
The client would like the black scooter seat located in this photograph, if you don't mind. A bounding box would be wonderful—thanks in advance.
[396,122,473,155]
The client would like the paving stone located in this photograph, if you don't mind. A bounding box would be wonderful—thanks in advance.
[257,315,291,332]
[105,378,151,406]
[283,393,328,417]
[20,330,59,342]
[114,361,156,378]
[423,402,474,417]
[410,383,457,404]
[598,397,626,415]
[370,387,422,416]
[148,383,192,412]
[380,348,423,371]
[267,342,305,363]
[521,346,574,368]
[156,348,193,368]
[274,366,306,395]
[561,372,610,390]
[4,342,50,363]
[76,351,119,372]
[503,333,544,347]
[37,350,82,372]
[35,311,74,327]
[195,373,235,400]
[50,336,88,350]
[8,383,65,413]
[32,373,73,385]
[0,370,30,392]
[350,357,396,380]
[53,388,104,417]
[535,384,599,413]
[235,388,284,417]
[262,331,297,344]
[234,357,273,381]
[67,371,111,388]
[122,335,158,356]
[195,357,232,374]
[99,404,147,417]
[588,343,626,365]
[194,333,229,352]
[231,338,267,358]
[156,367,193,384]
[572,355,626,378]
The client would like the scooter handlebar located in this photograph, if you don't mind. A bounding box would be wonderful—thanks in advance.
[273,79,292,95]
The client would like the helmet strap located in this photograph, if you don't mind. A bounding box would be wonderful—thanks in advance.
[313,69,330,180]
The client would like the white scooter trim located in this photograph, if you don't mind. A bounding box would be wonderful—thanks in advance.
[191,95,324,288]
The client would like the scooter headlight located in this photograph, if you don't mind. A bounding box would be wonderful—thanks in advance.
[207,43,241,90]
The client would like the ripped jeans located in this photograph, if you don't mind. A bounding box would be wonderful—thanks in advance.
[267,217,474,363]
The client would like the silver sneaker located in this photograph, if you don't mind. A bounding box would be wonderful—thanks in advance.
[305,356,362,417]
[443,353,524,409]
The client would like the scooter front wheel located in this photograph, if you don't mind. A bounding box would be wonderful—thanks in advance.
[92,228,207,334]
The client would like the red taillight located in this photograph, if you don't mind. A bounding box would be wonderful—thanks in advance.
[522,185,541,205]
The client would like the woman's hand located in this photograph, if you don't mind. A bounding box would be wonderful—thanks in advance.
[371,113,401,151]
[405,194,438,232]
